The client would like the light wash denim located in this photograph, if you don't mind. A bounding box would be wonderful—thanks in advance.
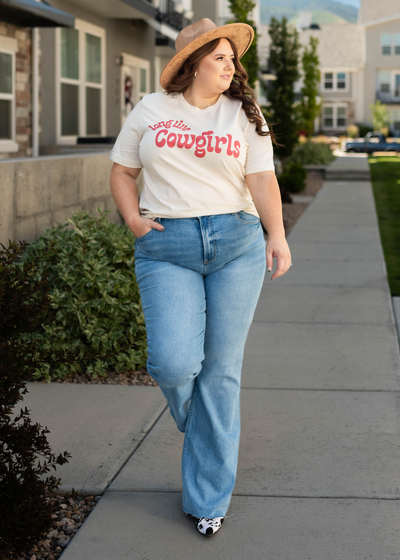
[134,212,266,518]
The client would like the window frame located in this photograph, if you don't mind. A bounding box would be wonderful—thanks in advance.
[381,33,392,55]
[321,71,348,93]
[378,70,400,100]
[56,19,106,144]
[381,33,400,56]
[322,104,347,130]
[395,34,400,55]
[0,35,18,153]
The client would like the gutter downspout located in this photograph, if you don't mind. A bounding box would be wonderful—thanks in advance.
[32,27,39,157]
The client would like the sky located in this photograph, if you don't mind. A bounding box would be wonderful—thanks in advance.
[337,0,360,7]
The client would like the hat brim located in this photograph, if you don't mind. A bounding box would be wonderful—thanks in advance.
[160,23,254,90]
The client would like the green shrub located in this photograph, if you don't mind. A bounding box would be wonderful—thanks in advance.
[278,162,307,194]
[0,241,70,558]
[22,209,147,381]
[356,123,373,138]
[347,124,359,139]
[289,141,335,166]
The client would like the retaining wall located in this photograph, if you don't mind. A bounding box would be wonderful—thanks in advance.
[0,152,121,244]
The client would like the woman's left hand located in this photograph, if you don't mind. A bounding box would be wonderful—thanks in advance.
[266,237,292,280]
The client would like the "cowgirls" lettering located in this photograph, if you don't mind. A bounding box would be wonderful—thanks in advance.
[155,129,241,159]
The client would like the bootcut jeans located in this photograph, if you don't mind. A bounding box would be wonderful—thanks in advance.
[134,211,266,518]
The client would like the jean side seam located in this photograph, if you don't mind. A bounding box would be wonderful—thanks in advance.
[181,378,198,460]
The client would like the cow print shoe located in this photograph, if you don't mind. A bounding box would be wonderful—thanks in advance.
[195,516,224,537]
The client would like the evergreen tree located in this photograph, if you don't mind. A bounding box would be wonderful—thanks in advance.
[228,0,259,89]
[299,36,320,137]
[267,17,300,162]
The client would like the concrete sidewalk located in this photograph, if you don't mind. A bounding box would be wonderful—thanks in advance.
[24,154,400,559]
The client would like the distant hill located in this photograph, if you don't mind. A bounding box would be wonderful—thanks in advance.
[260,0,358,24]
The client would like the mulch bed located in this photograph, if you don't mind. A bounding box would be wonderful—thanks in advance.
[8,495,98,560]
[53,368,157,386]
[283,169,324,235]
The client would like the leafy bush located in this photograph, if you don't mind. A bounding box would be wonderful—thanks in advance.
[278,162,307,194]
[22,210,147,381]
[0,241,70,558]
[289,141,335,166]
[346,124,359,139]
[356,123,373,138]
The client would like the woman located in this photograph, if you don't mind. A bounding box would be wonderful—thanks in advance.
[109,18,291,537]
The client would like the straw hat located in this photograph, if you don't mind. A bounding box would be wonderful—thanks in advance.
[160,18,254,90]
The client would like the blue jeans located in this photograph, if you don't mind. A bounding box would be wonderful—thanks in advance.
[134,212,266,518]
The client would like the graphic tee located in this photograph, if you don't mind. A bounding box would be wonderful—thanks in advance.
[109,92,275,219]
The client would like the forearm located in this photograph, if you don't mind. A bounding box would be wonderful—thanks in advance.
[110,165,141,230]
[246,171,286,240]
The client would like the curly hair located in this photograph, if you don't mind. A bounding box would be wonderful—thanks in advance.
[164,37,275,141]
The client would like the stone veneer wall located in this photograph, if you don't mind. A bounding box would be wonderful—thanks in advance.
[0,22,34,159]
[0,152,121,245]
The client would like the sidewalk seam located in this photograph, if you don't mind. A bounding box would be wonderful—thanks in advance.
[104,404,168,493]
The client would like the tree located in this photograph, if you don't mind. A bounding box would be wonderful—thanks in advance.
[267,17,300,163]
[299,36,321,137]
[228,0,259,89]
[369,100,390,135]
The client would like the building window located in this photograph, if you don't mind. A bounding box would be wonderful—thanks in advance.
[379,71,391,93]
[323,106,334,127]
[337,72,346,89]
[322,105,347,129]
[324,72,333,89]
[395,74,400,98]
[337,106,346,127]
[395,34,400,55]
[381,33,392,55]
[389,110,400,134]
[57,19,105,142]
[0,52,13,139]
[0,36,18,152]
[322,71,347,92]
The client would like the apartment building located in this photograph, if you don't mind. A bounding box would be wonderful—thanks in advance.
[258,0,400,135]
[0,0,192,159]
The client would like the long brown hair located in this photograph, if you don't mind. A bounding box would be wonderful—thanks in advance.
[165,37,274,140]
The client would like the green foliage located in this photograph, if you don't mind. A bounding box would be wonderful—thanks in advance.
[0,241,70,558]
[357,123,373,138]
[299,36,320,137]
[278,161,307,194]
[228,0,259,89]
[369,100,390,134]
[22,209,147,381]
[369,156,400,296]
[267,17,301,161]
[346,124,359,139]
[289,141,335,165]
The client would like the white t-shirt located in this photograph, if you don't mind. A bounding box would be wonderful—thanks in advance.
[109,92,274,219]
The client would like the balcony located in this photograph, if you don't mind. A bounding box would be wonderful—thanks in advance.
[154,0,192,31]
[376,91,400,105]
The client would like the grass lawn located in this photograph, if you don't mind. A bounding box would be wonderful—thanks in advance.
[369,155,400,296]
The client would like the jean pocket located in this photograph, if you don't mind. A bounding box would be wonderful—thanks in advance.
[234,211,260,224]
[136,218,161,241]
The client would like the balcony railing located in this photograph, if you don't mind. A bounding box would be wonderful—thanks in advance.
[376,91,400,104]
[155,0,191,31]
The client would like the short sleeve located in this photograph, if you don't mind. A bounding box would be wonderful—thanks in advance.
[244,116,275,176]
[109,101,143,168]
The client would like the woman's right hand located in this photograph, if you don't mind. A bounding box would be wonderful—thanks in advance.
[129,215,165,238]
